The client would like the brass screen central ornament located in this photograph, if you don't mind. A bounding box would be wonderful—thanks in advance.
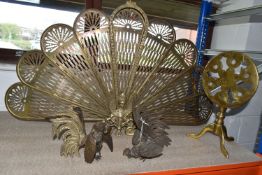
[107,93,134,136]
[5,1,212,163]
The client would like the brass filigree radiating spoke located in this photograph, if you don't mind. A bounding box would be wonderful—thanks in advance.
[148,20,176,44]
[42,25,73,53]
[6,83,28,113]
[17,51,45,83]
[74,10,108,33]
[113,9,143,30]
[174,39,197,67]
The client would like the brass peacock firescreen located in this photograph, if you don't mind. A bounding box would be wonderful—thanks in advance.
[5,1,212,163]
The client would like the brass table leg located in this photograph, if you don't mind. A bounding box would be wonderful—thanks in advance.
[188,123,214,139]
[188,107,234,158]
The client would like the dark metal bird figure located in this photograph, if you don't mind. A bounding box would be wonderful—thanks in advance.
[84,122,113,163]
[123,108,171,160]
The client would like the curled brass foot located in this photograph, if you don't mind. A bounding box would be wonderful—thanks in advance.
[223,125,234,141]
[225,136,234,142]
[188,123,214,139]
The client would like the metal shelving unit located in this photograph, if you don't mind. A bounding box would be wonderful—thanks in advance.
[204,49,262,57]
[207,4,262,21]
[195,0,212,66]
[196,1,262,74]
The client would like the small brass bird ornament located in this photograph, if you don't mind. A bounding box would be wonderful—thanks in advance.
[84,122,113,163]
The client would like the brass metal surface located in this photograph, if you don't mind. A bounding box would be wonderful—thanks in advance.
[51,107,86,157]
[203,52,259,108]
[189,51,259,158]
[5,1,211,161]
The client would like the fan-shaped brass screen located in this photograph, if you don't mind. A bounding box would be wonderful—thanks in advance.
[5,1,212,160]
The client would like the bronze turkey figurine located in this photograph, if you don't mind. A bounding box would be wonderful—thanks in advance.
[5,1,211,163]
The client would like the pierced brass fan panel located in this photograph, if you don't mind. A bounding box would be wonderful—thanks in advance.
[189,51,259,158]
[5,1,212,161]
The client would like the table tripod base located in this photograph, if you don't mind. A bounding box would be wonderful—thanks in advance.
[188,108,234,158]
